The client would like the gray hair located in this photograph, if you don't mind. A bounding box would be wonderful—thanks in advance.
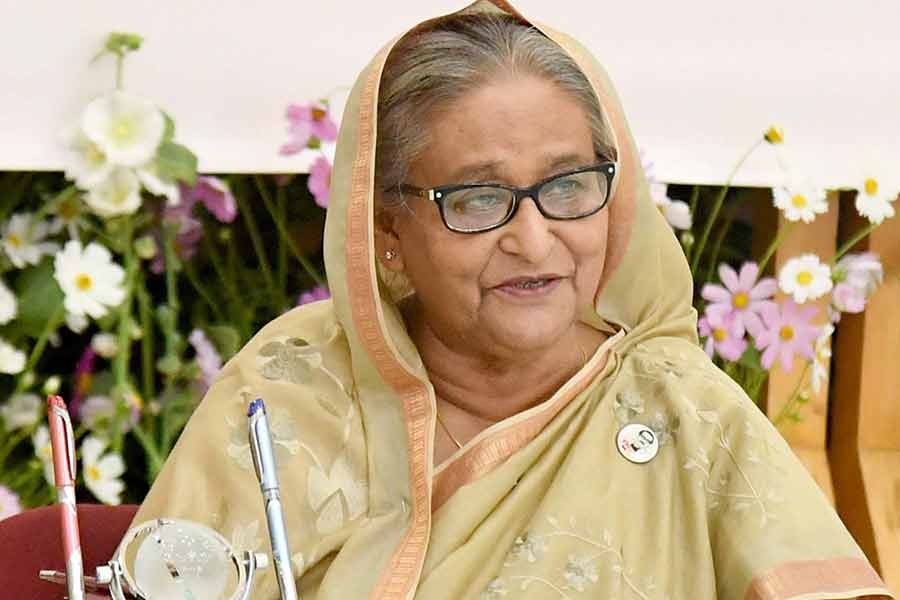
[375,12,615,197]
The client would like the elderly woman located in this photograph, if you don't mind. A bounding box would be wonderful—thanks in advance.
[133,1,891,598]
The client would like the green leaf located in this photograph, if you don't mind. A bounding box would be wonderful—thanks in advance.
[13,260,64,337]
[162,112,176,142]
[737,346,764,371]
[156,141,198,186]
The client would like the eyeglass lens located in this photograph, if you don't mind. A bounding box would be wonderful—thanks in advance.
[442,168,609,232]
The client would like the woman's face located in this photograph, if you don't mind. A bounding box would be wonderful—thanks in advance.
[378,74,610,357]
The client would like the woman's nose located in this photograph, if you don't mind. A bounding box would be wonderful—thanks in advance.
[497,197,555,262]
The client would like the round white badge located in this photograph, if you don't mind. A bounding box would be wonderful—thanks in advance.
[616,423,659,464]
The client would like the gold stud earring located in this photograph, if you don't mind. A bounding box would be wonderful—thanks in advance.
[385,250,397,260]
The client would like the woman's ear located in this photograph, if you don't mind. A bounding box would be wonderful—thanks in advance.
[374,201,406,273]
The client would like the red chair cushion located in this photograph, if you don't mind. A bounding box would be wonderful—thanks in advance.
[0,503,138,600]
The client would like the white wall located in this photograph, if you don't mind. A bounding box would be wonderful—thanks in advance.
[2,0,898,188]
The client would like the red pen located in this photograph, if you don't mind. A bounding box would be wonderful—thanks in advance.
[47,395,85,600]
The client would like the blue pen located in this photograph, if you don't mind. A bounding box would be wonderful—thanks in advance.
[248,398,299,600]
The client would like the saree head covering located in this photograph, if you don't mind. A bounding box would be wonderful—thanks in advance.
[132,1,893,598]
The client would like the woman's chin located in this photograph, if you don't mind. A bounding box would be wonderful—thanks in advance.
[479,313,576,356]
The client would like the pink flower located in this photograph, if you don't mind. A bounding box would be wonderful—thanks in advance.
[754,300,819,372]
[0,485,23,522]
[189,329,222,390]
[298,285,330,306]
[831,282,866,314]
[182,176,237,223]
[308,156,332,208]
[699,310,747,362]
[701,262,776,338]
[280,102,338,156]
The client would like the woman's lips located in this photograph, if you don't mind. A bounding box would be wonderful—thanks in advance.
[492,276,564,298]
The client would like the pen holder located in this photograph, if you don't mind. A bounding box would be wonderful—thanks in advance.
[40,517,268,599]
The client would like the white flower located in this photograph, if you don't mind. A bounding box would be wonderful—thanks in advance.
[80,436,125,505]
[855,177,896,225]
[0,278,16,324]
[772,183,828,223]
[81,91,165,167]
[0,393,41,430]
[32,425,55,485]
[53,241,126,319]
[65,312,89,334]
[137,162,180,206]
[563,554,599,592]
[90,332,119,358]
[835,252,883,297]
[0,338,26,374]
[1,213,60,269]
[810,324,834,395]
[84,168,142,217]
[778,254,833,303]
[650,182,692,230]
[61,125,113,189]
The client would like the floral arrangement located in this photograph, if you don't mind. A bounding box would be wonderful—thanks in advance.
[0,33,328,518]
[650,126,895,423]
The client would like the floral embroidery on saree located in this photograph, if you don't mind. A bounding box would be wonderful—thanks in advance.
[486,516,668,600]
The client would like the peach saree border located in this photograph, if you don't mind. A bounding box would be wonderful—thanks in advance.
[744,557,893,600]
[345,44,434,600]
[430,331,621,512]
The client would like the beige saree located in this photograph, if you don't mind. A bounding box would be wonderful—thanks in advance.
[132,2,892,598]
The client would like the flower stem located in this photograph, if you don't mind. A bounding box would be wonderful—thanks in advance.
[115,54,124,90]
[832,222,878,264]
[704,202,739,284]
[135,274,155,403]
[111,218,136,453]
[130,421,164,482]
[757,221,797,275]
[182,261,226,321]
[253,175,326,286]
[773,361,812,426]
[690,139,762,275]
[233,188,279,303]
[15,305,65,394]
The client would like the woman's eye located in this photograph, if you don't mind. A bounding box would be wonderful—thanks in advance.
[546,177,582,195]
[452,192,504,213]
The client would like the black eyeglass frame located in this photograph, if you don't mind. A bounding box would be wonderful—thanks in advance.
[390,161,617,233]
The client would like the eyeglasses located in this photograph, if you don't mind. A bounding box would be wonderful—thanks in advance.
[391,161,616,233]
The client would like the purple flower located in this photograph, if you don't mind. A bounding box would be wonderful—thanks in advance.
[701,262,776,338]
[699,310,747,362]
[0,485,23,522]
[189,328,222,390]
[280,102,338,156]
[754,300,819,372]
[298,285,330,306]
[308,157,331,208]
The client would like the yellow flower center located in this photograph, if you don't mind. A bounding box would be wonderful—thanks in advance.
[732,292,750,309]
[764,126,784,144]
[311,107,327,122]
[86,143,106,166]
[713,328,728,342]
[6,234,22,248]
[864,178,879,196]
[796,271,813,286]
[780,325,795,341]
[75,273,93,291]
[111,117,135,142]
[87,465,101,482]
[791,194,808,208]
